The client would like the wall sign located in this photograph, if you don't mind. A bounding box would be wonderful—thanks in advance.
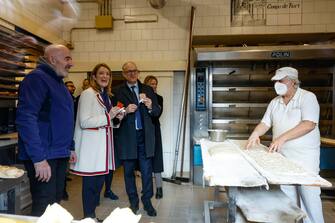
[271,51,291,58]
[231,0,302,27]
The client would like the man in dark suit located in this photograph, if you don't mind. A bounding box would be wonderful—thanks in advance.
[113,61,160,217]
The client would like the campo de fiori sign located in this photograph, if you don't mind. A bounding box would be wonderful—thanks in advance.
[231,0,302,26]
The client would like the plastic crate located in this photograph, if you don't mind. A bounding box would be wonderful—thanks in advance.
[320,147,335,170]
[193,144,203,166]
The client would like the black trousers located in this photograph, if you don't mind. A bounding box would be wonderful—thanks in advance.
[104,171,114,192]
[23,158,68,216]
[123,130,153,207]
[82,175,105,218]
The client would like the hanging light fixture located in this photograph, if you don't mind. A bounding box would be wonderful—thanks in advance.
[148,0,167,9]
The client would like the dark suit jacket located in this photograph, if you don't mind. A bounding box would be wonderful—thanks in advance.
[153,94,163,125]
[152,93,164,172]
[113,81,161,160]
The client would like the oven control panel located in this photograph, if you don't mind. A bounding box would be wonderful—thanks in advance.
[195,68,206,111]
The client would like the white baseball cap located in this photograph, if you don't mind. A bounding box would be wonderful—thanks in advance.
[271,67,298,81]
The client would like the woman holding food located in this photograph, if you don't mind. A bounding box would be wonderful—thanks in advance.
[70,63,124,220]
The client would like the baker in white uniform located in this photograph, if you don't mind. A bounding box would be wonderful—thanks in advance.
[246,67,324,223]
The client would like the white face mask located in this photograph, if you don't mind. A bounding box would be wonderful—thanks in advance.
[274,82,288,96]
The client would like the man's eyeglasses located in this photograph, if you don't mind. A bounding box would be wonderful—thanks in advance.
[125,69,138,74]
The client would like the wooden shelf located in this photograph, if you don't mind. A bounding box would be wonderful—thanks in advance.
[0,84,18,92]
[0,59,26,69]
[0,68,26,77]
[0,49,23,62]
[0,77,21,85]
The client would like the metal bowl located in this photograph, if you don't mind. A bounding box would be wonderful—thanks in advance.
[208,129,228,142]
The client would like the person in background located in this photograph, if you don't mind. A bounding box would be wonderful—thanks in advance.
[65,81,76,99]
[246,67,324,223]
[75,78,90,113]
[143,75,164,199]
[63,80,78,200]
[16,44,77,216]
[70,63,123,220]
[82,78,90,91]
[65,80,78,119]
[113,61,160,217]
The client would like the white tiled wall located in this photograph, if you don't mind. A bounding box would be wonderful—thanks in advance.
[67,1,191,66]
[64,0,335,69]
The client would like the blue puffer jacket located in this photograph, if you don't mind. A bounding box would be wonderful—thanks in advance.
[16,58,74,163]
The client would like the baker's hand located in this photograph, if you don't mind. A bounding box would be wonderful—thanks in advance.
[69,151,77,163]
[246,132,260,149]
[126,104,137,114]
[109,107,120,119]
[34,160,51,182]
[269,137,285,152]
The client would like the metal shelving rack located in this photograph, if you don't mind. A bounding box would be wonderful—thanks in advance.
[0,25,45,214]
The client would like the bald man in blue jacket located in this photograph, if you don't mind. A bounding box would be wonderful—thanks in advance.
[16,44,77,216]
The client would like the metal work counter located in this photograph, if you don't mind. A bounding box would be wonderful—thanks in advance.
[200,139,332,223]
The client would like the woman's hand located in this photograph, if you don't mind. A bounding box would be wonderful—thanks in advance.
[116,110,125,120]
[109,106,120,119]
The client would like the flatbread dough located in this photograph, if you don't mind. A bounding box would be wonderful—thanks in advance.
[243,146,306,176]
[0,165,24,178]
[228,140,307,176]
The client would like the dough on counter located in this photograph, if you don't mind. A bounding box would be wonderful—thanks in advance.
[229,139,248,149]
[241,144,306,176]
[207,141,238,156]
[0,165,24,178]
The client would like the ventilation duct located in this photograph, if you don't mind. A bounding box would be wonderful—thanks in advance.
[148,0,167,9]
